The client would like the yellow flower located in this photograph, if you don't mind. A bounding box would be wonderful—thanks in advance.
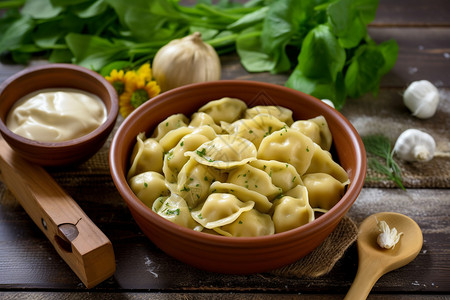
[105,69,126,95]
[119,76,160,118]
[136,63,152,82]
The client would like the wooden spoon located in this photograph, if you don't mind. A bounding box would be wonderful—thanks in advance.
[345,212,423,300]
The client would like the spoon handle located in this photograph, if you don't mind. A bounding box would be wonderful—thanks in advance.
[344,259,383,300]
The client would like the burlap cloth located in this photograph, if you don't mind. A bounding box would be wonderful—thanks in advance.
[364,155,450,189]
[270,216,358,278]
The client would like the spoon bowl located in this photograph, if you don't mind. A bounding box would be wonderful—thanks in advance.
[345,212,423,300]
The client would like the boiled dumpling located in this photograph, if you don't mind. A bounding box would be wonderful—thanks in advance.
[291,116,332,151]
[189,112,223,133]
[162,126,217,183]
[250,159,303,193]
[198,97,247,124]
[128,171,170,207]
[185,135,257,169]
[257,128,316,175]
[222,114,287,148]
[302,173,349,210]
[176,158,227,209]
[272,185,314,233]
[152,113,189,141]
[210,181,272,213]
[227,163,281,200]
[128,133,164,179]
[159,126,194,152]
[152,194,202,231]
[213,209,275,237]
[245,105,293,125]
[304,143,349,183]
[191,193,255,229]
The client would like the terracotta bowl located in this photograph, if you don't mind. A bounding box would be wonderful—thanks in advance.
[0,63,118,166]
[110,80,366,274]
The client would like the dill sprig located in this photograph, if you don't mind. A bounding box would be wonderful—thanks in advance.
[362,135,405,190]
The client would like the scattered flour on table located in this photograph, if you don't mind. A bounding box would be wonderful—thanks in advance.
[408,67,418,74]
[144,256,159,278]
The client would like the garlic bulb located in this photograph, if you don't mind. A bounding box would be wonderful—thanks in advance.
[152,32,221,92]
[321,99,335,108]
[393,129,436,162]
[403,80,440,119]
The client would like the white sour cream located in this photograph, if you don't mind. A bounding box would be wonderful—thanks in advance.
[6,88,107,142]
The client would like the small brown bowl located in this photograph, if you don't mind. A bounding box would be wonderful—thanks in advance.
[0,63,119,166]
[110,80,366,274]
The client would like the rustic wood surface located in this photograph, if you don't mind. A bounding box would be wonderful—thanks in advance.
[0,0,449,299]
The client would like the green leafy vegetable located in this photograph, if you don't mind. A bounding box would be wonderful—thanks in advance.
[0,0,398,109]
[362,135,405,190]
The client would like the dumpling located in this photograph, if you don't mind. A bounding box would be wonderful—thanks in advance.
[291,116,332,151]
[175,158,227,209]
[210,181,272,213]
[189,112,223,133]
[185,135,257,169]
[191,193,255,229]
[272,185,315,233]
[128,133,164,179]
[198,97,247,124]
[250,159,303,193]
[162,126,217,183]
[213,209,275,237]
[245,105,294,125]
[257,128,316,175]
[304,143,349,183]
[222,114,287,148]
[128,171,170,208]
[152,113,189,141]
[227,164,281,200]
[158,126,194,152]
[152,194,202,231]
[302,173,349,210]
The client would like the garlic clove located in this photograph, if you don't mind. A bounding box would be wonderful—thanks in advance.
[393,129,436,162]
[152,32,221,92]
[403,80,440,119]
[376,219,403,249]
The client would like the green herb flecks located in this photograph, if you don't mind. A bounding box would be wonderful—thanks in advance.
[165,208,180,216]
[363,135,405,190]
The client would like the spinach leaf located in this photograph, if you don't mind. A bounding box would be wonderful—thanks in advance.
[236,27,279,72]
[286,69,346,110]
[345,39,398,98]
[0,0,397,111]
[0,11,34,54]
[65,33,129,69]
[21,0,63,19]
[297,24,346,82]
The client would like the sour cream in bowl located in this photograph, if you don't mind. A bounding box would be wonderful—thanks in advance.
[0,64,118,166]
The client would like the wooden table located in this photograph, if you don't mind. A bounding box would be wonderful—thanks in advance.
[0,0,449,299]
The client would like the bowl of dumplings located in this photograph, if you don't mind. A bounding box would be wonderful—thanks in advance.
[110,80,366,274]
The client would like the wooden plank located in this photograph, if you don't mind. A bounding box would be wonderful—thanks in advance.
[374,0,450,26]
[1,292,449,300]
[1,186,448,293]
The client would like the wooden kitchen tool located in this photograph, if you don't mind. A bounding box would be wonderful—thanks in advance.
[345,212,423,300]
[0,138,115,288]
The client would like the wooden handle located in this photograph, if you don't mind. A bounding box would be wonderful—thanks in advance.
[0,138,115,288]
[344,254,383,300]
